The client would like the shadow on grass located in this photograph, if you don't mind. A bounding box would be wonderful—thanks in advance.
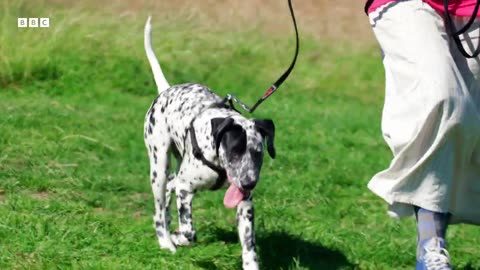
[197,227,355,270]
[460,264,480,270]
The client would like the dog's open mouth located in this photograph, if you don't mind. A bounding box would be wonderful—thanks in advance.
[223,174,249,209]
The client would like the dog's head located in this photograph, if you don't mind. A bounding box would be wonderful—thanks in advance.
[211,117,275,208]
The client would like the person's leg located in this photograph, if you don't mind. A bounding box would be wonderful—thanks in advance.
[414,206,450,260]
[411,14,480,270]
[414,207,449,252]
[368,1,472,268]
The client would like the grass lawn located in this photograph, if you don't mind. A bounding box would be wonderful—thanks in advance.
[1,1,479,269]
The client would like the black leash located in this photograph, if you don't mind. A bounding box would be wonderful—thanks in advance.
[188,0,300,188]
[222,0,300,113]
[444,0,480,58]
[365,0,374,14]
[364,0,480,58]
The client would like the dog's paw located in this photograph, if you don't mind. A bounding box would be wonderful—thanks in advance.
[243,261,259,270]
[242,253,259,270]
[158,237,177,253]
[171,231,195,246]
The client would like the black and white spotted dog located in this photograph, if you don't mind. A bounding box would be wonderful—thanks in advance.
[143,17,275,270]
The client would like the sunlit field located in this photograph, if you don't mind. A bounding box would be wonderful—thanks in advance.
[1,0,479,269]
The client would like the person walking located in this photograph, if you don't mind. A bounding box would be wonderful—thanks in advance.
[365,0,480,269]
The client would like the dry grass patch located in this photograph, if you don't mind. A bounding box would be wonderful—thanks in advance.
[30,191,51,200]
[42,0,375,44]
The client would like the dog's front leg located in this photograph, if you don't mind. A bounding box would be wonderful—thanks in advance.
[237,198,258,270]
[171,182,196,246]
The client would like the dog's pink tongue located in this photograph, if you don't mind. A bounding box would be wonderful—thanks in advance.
[224,183,245,208]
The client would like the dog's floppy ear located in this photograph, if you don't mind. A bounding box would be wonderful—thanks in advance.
[211,117,235,154]
[254,119,276,159]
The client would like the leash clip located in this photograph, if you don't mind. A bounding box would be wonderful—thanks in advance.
[221,94,253,113]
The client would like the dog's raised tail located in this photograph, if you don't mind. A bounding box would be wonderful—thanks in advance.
[144,16,170,93]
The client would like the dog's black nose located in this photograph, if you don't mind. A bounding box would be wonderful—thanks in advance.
[242,181,257,191]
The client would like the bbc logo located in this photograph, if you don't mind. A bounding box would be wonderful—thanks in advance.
[18,18,50,28]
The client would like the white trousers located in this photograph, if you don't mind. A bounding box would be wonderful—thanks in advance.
[368,0,480,224]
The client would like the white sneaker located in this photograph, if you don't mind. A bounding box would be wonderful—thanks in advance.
[416,238,452,270]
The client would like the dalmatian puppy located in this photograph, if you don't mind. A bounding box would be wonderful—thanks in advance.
[143,17,275,270]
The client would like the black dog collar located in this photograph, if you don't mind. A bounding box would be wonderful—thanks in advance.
[188,102,232,190]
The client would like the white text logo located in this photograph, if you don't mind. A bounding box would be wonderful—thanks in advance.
[18,18,50,28]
